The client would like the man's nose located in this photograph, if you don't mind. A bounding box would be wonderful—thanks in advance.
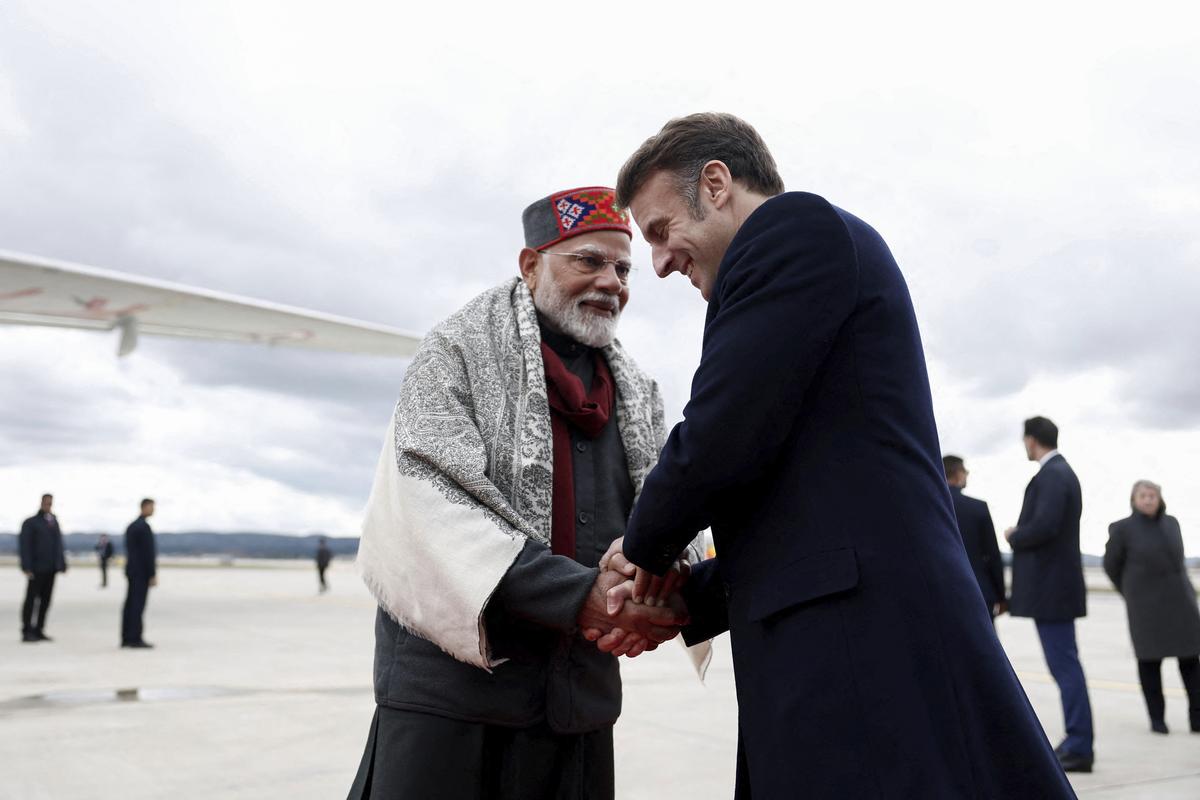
[652,246,673,278]
[593,264,623,293]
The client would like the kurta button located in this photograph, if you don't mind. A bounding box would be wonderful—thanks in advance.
[575,442,586,452]
[578,512,589,524]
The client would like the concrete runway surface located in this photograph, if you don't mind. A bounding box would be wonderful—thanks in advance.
[1,561,1197,799]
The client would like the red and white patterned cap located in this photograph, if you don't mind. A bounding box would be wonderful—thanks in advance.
[522,186,632,250]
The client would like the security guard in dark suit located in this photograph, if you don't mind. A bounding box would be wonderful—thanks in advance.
[19,493,67,642]
[943,455,1006,619]
[121,498,158,648]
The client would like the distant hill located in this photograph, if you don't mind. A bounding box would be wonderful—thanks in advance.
[0,531,359,560]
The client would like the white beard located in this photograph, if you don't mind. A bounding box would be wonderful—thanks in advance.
[532,276,621,348]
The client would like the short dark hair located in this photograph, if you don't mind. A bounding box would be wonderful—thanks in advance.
[616,112,785,212]
[942,455,965,479]
[41,493,53,501]
[141,498,155,508]
[1023,416,1058,449]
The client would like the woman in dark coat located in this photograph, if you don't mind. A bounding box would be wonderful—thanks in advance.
[1104,480,1200,733]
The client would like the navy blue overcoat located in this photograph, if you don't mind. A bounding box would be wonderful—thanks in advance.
[1008,454,1086,621]
[624,193,1075,799]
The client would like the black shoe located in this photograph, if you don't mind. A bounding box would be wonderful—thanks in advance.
[121,640,154,649]
[35,631,53,642]
[21,632,39,643]
[1151,719,1169,734]
[1057,752,1094,773]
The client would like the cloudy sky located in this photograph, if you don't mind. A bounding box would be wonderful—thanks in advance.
[2,1,1198,556]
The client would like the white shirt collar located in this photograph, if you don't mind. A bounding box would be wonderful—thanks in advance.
[1037,449,1060,468]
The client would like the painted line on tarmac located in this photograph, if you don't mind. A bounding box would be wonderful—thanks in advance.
[1015,669,1188,697]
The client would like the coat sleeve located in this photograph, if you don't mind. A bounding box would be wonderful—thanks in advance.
[625,201,859,574]
[981,502,1005,602]
[487,539,596,635]
[679,558,730,645]
[19,518,33,573]
[1007,471,1068,551]
[55,521,66,573]
[147,525,157,579]
[1102,521,1126,593]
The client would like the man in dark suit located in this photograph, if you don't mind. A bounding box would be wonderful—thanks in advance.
[96,534,115,588]
[599,113,1074,799]
[315,537,332,593]
[121,498,158,649]
[1005,416,1094,771]
[943,455,1006,620]
[19,493,67,642]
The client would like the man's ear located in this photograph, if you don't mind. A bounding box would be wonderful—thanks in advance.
[699,160,734,209]
[518,247,541,291]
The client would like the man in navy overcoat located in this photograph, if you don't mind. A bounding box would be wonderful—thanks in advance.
[602,113,1076,799]
[1005,416,1093,772]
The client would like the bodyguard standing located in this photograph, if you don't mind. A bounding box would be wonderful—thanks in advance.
[1005,416,1094,771]
[95,534,114,588]
[121,498,157,649]
[19,493,67,643]
[315,537,332,593]
[943,456,1007,619]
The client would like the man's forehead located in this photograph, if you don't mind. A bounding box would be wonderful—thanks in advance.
[628,172,680,228]
[557,230,631,255]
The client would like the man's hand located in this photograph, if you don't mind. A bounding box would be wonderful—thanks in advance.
[577,569,685,656]
[993,600,1009,616]
[599,537,689,607]
[593,586,690,657]
[1003,526,1015,542]
[23,571,33,579]
[149,576,158,588]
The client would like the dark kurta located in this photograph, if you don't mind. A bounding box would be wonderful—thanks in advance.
[1104,513,1200,660]
[623,192,1072,799]
[353,326,633,799]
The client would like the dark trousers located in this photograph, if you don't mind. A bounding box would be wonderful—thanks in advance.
[121,577,150,644]
[99,558,109,587]
[1036,620,1095,757]
[318,565,328,590]
[21,572,56,634]
[349,706,614,800]
[1138,656,1200,728]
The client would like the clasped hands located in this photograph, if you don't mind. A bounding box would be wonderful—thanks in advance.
[576,537,690,659]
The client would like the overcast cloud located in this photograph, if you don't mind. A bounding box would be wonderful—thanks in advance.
[2,1,1198,555]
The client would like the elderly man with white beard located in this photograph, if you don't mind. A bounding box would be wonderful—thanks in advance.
[350,186,705,800]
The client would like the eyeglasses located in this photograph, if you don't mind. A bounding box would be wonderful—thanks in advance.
[541,250,636,284]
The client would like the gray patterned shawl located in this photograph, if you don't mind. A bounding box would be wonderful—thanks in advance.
[358,277,706,670]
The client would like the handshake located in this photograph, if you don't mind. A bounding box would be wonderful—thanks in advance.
[576,537,691,658]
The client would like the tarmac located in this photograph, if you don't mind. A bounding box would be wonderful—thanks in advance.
[1,560,1197,799]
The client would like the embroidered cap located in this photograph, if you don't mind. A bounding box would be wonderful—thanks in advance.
[522,186,632,250]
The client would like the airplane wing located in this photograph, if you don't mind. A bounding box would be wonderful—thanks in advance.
[0,250,422,357]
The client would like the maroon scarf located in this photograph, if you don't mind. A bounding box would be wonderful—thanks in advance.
[541,341,614,559]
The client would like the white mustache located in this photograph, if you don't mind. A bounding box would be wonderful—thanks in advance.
[576,292,620,313]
